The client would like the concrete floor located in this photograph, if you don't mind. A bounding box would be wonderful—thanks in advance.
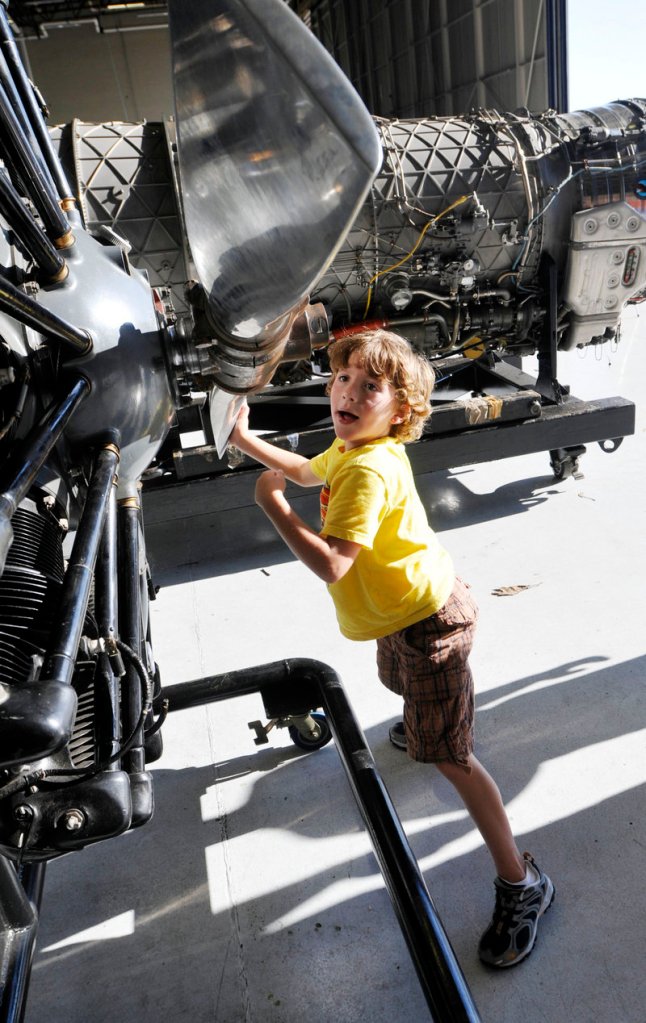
[25,310,646,1022]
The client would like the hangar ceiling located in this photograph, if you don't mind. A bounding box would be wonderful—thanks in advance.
[8,0,562,119]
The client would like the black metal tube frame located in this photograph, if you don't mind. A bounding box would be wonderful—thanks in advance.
[163,658,482,1023]
[44,443,120,687]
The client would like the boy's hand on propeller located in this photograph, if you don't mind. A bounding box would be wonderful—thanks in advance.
[229,400,249,447]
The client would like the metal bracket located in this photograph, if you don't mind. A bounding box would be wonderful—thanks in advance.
[247,718,278,745]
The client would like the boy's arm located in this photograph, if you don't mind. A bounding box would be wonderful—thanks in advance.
[256,471,360,583]
[229,402,320,487]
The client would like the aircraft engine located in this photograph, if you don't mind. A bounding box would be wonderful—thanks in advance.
[308,100,646,361]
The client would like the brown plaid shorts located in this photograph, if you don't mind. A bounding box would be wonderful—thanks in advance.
[376,578,478,768]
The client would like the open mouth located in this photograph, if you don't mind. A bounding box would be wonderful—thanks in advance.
[336,410,359,424]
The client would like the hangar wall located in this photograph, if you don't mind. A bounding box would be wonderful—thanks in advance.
[17,16,173,123]
[289,0,549,117]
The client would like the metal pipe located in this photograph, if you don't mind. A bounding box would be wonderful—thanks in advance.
[474,288,513,303]
[0,4,74,202]
[95,482,121,763]
[0,858,44,1023]
[96,481,119,641]
[0,25,60,206]
[545,0,569,114]
[44,443,120,687]
[414,290,453,308]
[0,77,70,244]
[0,45,50,187]
[118,499,145,775]
[0,376,89,574]
[0,273,92,352]
[0,169,66,281]
[163,658,481,1023]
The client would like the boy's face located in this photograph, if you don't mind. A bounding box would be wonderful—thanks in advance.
[329,352,408,450]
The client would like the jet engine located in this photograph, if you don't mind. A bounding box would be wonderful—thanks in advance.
[310,101,646,358]
[164,98,644,481]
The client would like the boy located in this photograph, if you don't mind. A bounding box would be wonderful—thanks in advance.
[230,328,554,967]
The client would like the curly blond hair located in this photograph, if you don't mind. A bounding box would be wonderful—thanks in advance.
[326,329,435,442]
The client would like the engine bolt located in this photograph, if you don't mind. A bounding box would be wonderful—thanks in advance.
[13,804,33,824]
[61,809,86,832]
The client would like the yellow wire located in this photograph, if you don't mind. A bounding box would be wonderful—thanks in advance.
[362,194,470,318]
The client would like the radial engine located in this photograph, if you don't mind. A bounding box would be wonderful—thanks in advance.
[0,0,379,865]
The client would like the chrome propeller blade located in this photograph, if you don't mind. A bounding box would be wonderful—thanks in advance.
[169,0,381,344]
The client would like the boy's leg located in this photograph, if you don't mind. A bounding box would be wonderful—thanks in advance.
[437,754,555,968]
[377,584,554,965]
[435,754,525,882]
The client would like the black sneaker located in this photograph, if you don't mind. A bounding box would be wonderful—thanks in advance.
[478,853,555,968]
[389,721,406,750]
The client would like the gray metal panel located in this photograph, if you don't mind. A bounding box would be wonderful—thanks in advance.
[66,119,189,314]
[294,0,548,117]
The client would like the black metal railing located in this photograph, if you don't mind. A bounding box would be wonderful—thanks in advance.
[163,657,482,1023]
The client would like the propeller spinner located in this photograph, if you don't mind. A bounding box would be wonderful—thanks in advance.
[169,0,381,417]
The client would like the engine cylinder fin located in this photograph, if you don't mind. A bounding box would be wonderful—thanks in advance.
[8,506,65,581]
[68,660,96,769]
[0,632,42,685]
[0,502,63,686]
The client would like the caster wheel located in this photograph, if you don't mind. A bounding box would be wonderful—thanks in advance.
[549,445,585,481]
[288,711,332,751]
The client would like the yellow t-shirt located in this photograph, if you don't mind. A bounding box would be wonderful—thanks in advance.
[309,436,455,641]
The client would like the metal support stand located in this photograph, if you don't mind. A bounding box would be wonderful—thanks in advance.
[163,658,482,1023]
[536,256,564,403]
[152,352,635,491]
[0,860,45,1023]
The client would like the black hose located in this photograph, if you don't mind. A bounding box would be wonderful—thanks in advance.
[114,638,153,718]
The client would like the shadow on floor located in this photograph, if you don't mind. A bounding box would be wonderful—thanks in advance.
[27,652,646,1023]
